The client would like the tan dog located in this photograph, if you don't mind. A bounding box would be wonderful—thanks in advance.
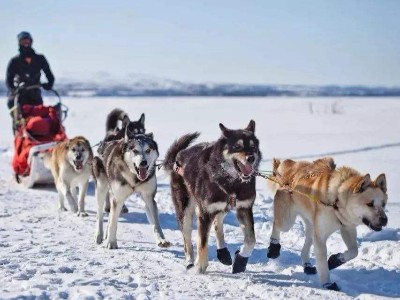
[48,136,93,216]
[267,157,388,291]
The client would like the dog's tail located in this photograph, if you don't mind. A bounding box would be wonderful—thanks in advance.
[267,158,281,195]
[42,151,52,170]
[106,108,130,132]
[163,132,200,172]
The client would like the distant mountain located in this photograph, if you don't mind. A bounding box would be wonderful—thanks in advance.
[1,76,400,97]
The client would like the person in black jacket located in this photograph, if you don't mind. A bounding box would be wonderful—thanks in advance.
[6,31,55,110]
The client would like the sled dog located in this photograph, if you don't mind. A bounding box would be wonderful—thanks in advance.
[48,136,93,216]
[99,108,146,213]
[164,120,261,273]
[103,108,145,144]
[267,157,388,290]
[93,129,171,248]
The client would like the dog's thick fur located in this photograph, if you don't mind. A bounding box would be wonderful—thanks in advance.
[99,108,146,213]
[103,108,145,144]
[92,130,171,249]
[267,157,388,290]
[164,121,261,273]
[48,136,93,216]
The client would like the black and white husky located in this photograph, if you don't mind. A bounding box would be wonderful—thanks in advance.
[93,129,171,249]
[99,108,146,214]
[164,121,261,273]
[103,108,145,143]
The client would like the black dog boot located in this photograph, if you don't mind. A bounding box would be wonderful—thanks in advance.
[303,262,317,275]
[323,282,340,291]
[232,250,248,274]
[267,242,281,259]
[217,247,232,266]
[185,261,194,270]
[328,253,345,270]
[121,204,129,214]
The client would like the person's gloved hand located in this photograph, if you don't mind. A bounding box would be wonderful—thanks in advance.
[41,83,52,90]
[7,98,14,110]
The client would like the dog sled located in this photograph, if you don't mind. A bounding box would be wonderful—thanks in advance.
[10,85,68,187]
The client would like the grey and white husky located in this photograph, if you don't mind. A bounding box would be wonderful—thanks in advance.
[93,129,171,249]
[99,108,146,214]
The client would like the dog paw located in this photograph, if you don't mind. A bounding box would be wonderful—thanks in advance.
[196,263,208,274]
[59,207,68,212]
[104,207,110,213]
[121,204,129,214]
[232,250,248,274]
[323,282,340,291]
[77,211,89,217]
[95,234,103,245]
[217,247,232,266]
[185,261,194,270]
[328,253,345,270]
[157,240,172,248]
[303,263,317,275]
[267,242,281,259]
[106,241,118,249]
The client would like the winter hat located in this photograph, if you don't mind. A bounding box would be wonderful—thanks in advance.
[17,31,32,41]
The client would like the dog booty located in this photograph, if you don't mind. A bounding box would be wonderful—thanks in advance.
[323,282,340,291]
[232,250,248,274]
[267,242,281,259]
[303,262,317,275]
[328,253,345,270]
[217,247,232,266]
[185,261,194,270]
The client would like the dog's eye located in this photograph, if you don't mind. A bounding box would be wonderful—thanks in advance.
[367,201,374,207]
[232,144,242,151]
[72,148,76,152]
[145,148,151,154]
[382,202,386,208]
[133,149,140,155]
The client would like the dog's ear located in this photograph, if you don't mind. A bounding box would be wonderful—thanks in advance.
[65,140,70,150]
[146,132,154,140]
[219,123,230,137]
[124,126,130,143]
[85,139,91,150]
[272,158,280,175]
[245,120,255,133]
[139,113,145,126]
[122,115,130,128]
[354,174,371,193]
[374,173,387,193]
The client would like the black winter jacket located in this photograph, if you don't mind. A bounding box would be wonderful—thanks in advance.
[6,49,55,91]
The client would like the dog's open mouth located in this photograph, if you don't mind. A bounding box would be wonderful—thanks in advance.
[233,159,253,178]
[73,160,83,171]
[362,218,383,232]
[135,165,148,181]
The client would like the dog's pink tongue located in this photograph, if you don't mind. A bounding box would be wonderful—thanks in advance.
[239,162,253,176]
[75,161,83,170]
[138,167,147,181]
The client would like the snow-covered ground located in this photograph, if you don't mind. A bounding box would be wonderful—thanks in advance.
[0,97,399,299]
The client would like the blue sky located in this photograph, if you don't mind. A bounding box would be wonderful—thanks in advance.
[0,0,399,85]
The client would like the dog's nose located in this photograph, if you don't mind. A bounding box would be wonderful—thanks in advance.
[140,160,147,167]
[76,153,82,160]
[246,155,255,164]
[380,216,388,226]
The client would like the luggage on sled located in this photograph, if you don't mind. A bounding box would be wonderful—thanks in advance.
[10,84,69,187]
